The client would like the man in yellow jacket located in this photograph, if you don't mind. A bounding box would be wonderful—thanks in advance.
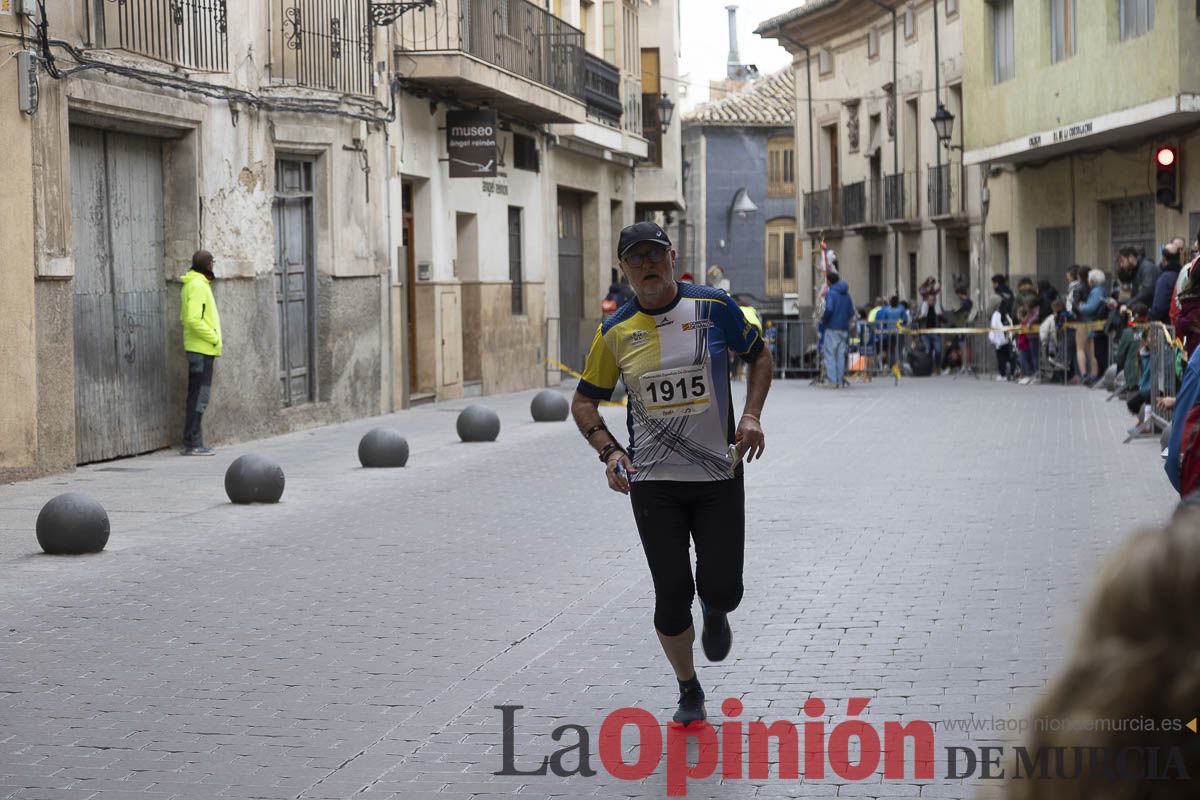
[180,250,222,455]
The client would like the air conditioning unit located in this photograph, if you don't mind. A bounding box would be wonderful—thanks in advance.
[782,292,800,317]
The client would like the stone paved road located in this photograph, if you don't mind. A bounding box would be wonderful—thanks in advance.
[0,378,1176,800]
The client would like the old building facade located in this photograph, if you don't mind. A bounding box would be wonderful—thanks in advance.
[681,71,798,309]
[391,0,647,391]
[758,0,983,314]
[962,0,1200,285]
[0,0,664,480]
[1,0,392,481]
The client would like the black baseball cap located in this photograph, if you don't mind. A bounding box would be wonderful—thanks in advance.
[617,221,672,259]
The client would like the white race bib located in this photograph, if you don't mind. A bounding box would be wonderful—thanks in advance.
[638,364,712,419]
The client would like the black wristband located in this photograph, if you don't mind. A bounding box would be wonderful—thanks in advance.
[584,423,608,440]
[598,442,625,463]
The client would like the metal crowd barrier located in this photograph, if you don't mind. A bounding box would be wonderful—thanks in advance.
[1148,323,1181,430]
[769,320,819,379]
[768,317,1140,387]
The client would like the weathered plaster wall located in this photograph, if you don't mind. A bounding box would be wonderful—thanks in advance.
[0,58,39,480]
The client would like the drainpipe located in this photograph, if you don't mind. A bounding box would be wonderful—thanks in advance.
[933,0,943,291]
[779,32,816,305]
[860,0,899,295]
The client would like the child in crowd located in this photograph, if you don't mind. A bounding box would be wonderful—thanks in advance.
[1126,327,1153,435]
[1016,299,1040,383]
[990,299,1016,381]
[1038,299,1070,381]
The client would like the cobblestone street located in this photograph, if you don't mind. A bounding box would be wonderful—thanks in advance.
[0,378,1176,799]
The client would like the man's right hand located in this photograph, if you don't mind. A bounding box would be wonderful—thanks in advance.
[606,452,637,495]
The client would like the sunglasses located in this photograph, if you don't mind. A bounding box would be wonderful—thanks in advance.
[623,248,669,268]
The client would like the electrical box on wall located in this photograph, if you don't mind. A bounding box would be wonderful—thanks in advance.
[17,0,38,17]
[782,293,801,317]
[17,50,38,115]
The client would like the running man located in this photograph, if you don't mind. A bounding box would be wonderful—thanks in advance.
[570,221,773,726]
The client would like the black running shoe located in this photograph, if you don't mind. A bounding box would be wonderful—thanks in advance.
[699,599,732,662]
[672,682,706,727]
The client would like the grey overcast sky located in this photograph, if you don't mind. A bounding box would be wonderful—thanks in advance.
[677,0,801,112]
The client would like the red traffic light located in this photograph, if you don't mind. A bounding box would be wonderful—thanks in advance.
[1155,146,1180,207]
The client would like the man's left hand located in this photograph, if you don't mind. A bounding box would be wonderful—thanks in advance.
[736,415,765,463]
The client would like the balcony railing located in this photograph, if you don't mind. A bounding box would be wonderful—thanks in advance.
[269,0,374,95]
[842,181,866,227]
[868,177,884,224]
[96,0,228,72]
[584,52,622,126]
[927,163,964,217]
[623,75,642,136]
[803,188,840,230]
[884,172,919,221]
[395,0,585,100]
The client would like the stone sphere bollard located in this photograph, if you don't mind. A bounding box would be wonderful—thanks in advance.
[358,427,410,468]
[457,404,501,442]
[1102,363,1119,391]
[530,390,570,422]
[36,492,110,555]
[1161,422,1172,450]
[225,453,286,504]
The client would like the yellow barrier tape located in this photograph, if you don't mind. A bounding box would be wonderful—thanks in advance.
[892,320,1107,336]
[545,359,627,406]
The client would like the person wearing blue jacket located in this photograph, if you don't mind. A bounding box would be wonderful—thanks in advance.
[1166,352,1200,498]
[874,295,901,367]
[1075,268,1108,385]
[820,271,854,387]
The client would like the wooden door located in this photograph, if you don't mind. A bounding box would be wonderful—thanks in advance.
[402,181,418,394]
[557,191,584,370]
[273,159,315,406]
[70,126,169,463]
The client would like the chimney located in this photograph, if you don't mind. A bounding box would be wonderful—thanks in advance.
[726,5,740,77]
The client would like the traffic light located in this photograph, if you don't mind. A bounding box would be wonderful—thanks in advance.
[1155,145,1179,207]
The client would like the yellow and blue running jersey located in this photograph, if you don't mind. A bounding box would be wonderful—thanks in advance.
[578,282,764,482]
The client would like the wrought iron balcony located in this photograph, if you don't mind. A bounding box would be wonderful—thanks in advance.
[841,181,866,227]
[868,177,884,224]
[583,52,621,127]
[803,188,841,231]
[396,0,583,97]
[94,0,228,72]
[269,0,374,96]
[927,163,965,220]
[884,172,920,222]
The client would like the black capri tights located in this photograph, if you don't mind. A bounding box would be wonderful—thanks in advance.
[628,475,746,636]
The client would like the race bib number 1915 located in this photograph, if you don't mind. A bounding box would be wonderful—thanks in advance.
[639,364,711,419]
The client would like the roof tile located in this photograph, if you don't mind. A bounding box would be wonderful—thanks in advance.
[681,70,796,127]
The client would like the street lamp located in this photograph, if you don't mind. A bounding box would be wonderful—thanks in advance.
[931,102,961,151]
[720,187,758,248]
[658,93,675,134]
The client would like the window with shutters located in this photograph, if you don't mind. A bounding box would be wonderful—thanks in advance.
[765,218,798,297]
[1119,0,1154,40]
[768,137,796,197]
[513,134,539,172]
[818,48,834,76]
[990,0,1015,83]
[1051,0,1076,63]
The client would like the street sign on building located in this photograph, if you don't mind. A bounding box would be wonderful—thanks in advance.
[446,110,498,179]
